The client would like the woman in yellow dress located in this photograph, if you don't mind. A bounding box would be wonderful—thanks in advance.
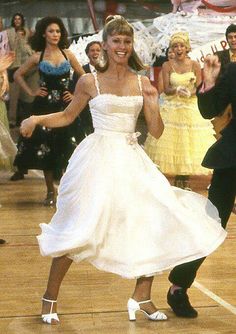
[144,32,215,189]
[0,53,17,170]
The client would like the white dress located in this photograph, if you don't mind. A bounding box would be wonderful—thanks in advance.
[37,73,226,279]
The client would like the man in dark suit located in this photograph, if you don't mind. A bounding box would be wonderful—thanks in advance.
[70,41,102,137]
[167,56,236,318]
[212,24,236,139]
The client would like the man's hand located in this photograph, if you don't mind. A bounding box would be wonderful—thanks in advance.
[203,55,221,89]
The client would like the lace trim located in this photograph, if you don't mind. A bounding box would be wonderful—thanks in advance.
[92,72,100,95]
[89,93,143,107]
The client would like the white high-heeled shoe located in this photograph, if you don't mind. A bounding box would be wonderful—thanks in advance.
[127,298,167,321]
[41,297,59,324]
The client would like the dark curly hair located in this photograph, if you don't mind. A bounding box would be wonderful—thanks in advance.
[11,12,25,28]
[29,16,69,51]
[225,24,236,40]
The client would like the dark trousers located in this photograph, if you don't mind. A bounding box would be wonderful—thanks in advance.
[168,167,236,289]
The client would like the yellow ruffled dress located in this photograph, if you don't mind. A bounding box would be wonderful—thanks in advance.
[0,75,16,171]
[144,72,215,175]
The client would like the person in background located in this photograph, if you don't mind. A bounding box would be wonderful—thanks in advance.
[6,13,33,128]
[70,41,102,137]
[157,46,175,95]
[212,24,236,141]
[144,32,215,190]
[0,53,17,171]
[13,16,85,206]
[0,53,18,245]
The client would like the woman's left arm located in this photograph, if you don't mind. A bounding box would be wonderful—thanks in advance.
[66,49,85,77]
[142,76,164,139]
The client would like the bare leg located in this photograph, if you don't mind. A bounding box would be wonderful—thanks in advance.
[43,170,55,193]
[42,255,73,319]
[131,276,157,314]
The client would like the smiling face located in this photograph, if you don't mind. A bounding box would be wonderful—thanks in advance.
[227,32,236,52]
[172,42,187,60]
[44,23,61,46]
[87,43,102,66]
[103,34,133,65]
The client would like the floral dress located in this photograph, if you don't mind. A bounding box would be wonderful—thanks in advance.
[14,49,80,171]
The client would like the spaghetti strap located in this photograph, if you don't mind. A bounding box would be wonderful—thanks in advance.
[39,49,45,63]
[92,72,101,95]
[137,75,143,95]
[60,49,68,60]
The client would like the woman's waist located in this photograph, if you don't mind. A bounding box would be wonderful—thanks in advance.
[94,128,141,145]
[94,128,135,136]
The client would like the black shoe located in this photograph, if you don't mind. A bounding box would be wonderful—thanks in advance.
[10,171,24,181]
[0,239,6,244]
[167,288,198,318]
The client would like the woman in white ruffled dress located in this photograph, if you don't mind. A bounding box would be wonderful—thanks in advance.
[20,16,226,325]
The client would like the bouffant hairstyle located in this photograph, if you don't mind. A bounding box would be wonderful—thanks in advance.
[29,16,69,51]
[96,15,146,72]
[11,12,25,28]
[170,32,191,52]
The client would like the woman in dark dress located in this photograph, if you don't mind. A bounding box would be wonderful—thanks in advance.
[14,16,85,205]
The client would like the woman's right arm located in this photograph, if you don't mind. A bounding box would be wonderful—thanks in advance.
[20,74,92,137]
[163,61,176,95]
[14,53,46,97]
[142,76,164,140]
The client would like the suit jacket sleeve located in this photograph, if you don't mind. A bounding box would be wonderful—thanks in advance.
[197,66,232,119]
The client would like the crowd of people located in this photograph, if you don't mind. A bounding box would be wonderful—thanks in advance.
[0,10,235,327]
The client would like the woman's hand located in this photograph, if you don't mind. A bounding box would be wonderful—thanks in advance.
[33,87,48,97]
[0,53,15,72]
[20,116,37,137]
[143,83,158,103]
[176,86,191,97]
[203,55,221,87]
[62,90,73,103]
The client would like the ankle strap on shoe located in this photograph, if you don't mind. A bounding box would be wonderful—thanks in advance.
[42,297,57,303]
[138,299,151,305]
[42,298,57,314]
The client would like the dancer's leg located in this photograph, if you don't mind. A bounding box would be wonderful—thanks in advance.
[42,255,73,317]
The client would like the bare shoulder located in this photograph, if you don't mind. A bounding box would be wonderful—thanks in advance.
[162,61,171,71]
[76,73,94,94]
[30,52,41,64]
[63,48,75,59]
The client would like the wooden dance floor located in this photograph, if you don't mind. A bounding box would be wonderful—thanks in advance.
[0,171,235,334]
